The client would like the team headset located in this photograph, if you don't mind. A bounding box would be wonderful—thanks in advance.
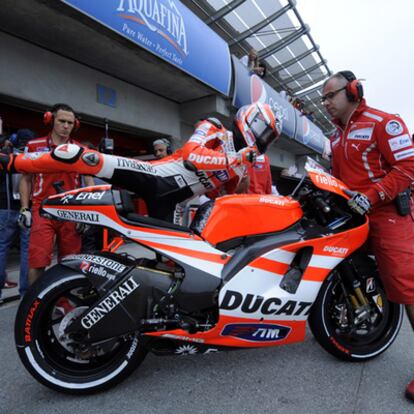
[338,70,364,102]
[154,138,172,155]
[43,104,80,131]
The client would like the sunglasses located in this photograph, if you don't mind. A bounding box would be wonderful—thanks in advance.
[320,86,346,103]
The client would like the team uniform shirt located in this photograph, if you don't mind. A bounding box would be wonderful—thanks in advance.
[25,135,81,207]
[247,154,272,195]
[330,99,414,207]
[24,135,82,268]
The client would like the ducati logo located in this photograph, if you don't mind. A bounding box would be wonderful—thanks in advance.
[220,290,312,316]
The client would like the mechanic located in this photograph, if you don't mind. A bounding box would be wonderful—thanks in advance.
[322,70,414,402]
[19,103,94,285]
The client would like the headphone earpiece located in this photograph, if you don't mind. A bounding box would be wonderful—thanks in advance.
[346,79,364,102]
[162,138,172,154]
[43,110,80,131]
[338,70,364,102]
[43,111,53,126]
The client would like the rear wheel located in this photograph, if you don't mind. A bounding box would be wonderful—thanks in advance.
[309,268,403,361]
[15,266,147,394]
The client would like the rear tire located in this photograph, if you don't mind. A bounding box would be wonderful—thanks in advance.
[15,265,147,394]
[309,269,403,362]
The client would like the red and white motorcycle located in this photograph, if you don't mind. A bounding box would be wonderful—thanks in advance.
[14,159,403,394]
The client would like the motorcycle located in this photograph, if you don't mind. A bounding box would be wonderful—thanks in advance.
[14,158,403,394]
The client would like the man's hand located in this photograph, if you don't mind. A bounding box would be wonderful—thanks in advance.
[232,147,258,166]
[343,188,371,215]
[18,208,32,228]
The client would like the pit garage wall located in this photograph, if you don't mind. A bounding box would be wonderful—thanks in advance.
[0,32,181,138]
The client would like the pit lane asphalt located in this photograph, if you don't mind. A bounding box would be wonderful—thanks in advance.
[1,301,412,414]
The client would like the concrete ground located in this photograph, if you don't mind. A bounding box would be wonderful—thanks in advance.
[1,248,413,413]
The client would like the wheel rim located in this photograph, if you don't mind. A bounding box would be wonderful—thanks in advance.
[323,276,397,349]
[33,278,135,380]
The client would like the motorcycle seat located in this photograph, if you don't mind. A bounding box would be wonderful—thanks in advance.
[113,189,190,233]
[124,213,190,233]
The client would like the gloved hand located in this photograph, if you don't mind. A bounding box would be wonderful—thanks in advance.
[18,208,32,228]
[343,188,371,215]
[232,147,258,166]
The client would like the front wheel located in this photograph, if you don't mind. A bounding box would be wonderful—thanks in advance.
[308,269,403,362]
[14,265,147,394]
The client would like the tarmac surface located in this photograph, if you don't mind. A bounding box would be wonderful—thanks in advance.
[1,299,413,413]
[1,249,413,413]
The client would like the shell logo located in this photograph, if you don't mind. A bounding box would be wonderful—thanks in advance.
[250,74,267,103]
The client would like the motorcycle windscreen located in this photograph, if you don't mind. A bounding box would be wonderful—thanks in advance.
[304,157,348,199]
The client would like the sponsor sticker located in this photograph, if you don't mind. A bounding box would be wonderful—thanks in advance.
[80,260,116,281]
[347,123,374,141]
[24,299,41,343]
[22,152,45,160]
[195,171,214,190]
[366,277,376,293]
[61,194,75,204]
[220,290,312,316]
[214,170,230,182]
[385,120,404,136]
[174,175,187,188]
[66,254,127,273]
[81,277,140,329]
[175,344,198,355]
[56,210,100,223]
[188,153,227,166]
[221,323,291,342]
[323,246,349,256]
[116,158,157,175]
[259,196,286,206]
[394,148,414,161]
[388,134,412,152]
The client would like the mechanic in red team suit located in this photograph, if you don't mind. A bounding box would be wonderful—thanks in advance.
[3,103,282,223]
[321,71,414,402]
[19,103,94,285]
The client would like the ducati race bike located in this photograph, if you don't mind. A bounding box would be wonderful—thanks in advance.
[15,158,403,394]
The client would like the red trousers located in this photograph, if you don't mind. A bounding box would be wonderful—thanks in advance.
[369,204,414,304]
[28,206,81,268]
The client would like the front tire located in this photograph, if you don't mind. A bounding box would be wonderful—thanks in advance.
[308,269,403,362]
[15,265,147,394]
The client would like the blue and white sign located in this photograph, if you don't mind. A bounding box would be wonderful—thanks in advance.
[61,0,232,95]
[232,56,329,155]
[294,111,328,155]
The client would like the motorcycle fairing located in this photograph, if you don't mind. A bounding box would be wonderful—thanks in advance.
[200,194,303,245]
[146,218,368,348]
[308,169,349,199]
[145,314,307,348]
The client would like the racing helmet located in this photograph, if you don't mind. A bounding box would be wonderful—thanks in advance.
[232,102,282,153]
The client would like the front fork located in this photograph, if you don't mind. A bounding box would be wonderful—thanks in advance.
[337,259,372,324]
